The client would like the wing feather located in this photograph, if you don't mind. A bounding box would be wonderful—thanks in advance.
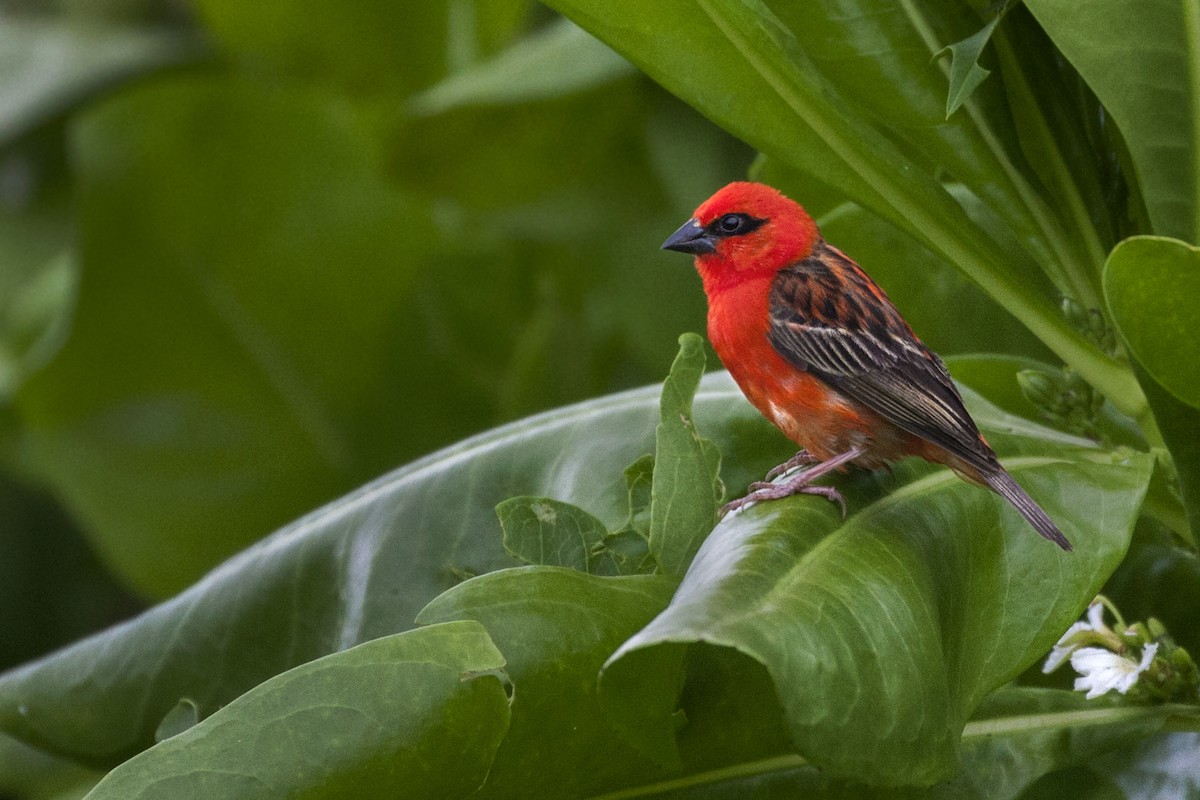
[768,245,996,470]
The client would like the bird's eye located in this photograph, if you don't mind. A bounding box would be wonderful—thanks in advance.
[718,214,747,234]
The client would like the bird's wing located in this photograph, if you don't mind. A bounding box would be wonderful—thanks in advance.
[767,243,996,471]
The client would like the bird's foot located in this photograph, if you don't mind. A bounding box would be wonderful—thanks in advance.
[719,445,865,519]
[721,477,847,518]
[763,449,818,482]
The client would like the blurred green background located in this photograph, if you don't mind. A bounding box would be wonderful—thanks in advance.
[0,0,1048,672]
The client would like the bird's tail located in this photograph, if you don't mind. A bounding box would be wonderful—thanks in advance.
[982,469,1072,552]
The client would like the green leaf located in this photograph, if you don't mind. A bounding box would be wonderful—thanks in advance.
[1103,236,1200,535]
[417,567,679,798]
[13,77,435,597]
[151,699,198,744]
[936,16,1000,118]
[498,496,609,572]
[0,372,766,767]
[1087,733,1200,798]
[1025,0,1200,244]
[82,621,511,800]
[1103,237,1200,411]
[600,409,1153,785]
[407,18,635,115]
[649,332,722,576]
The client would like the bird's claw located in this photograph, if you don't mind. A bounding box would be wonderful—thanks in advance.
[763,450,817,482]
[719,479,847,518]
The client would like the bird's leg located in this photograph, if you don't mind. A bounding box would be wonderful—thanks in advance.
[721,445,865,518]
[763,449,818,481]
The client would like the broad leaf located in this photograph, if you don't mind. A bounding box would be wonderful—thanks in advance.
[417,568,679,798]
[1025,0,1200,244]
[601,420,1153,784]
[82,621,511,800]
[0,372,774,767]
[13,77,436,597]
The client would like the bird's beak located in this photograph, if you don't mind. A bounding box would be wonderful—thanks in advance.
[661,218,717,256]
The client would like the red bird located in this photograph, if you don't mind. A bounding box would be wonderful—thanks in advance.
[662,182,1071,551]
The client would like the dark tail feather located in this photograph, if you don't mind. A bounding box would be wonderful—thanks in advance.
[983,469,1072,552]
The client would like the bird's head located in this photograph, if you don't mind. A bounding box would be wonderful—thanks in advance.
[661,182,819,294]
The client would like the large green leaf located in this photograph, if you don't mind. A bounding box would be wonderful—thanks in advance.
[600,430,1152,784]
[82,621,511,800]
[12,77,434,597]
[0,372,775,768]
[417,568,680,798]
[0,368,1158,791]
[1025,0,1200,244]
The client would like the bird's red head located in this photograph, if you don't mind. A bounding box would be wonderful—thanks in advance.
[662,182,820,295]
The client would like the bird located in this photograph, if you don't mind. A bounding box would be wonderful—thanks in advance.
[661,181,1071,551]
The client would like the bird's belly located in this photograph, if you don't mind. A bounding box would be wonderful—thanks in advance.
[730,363,909,468]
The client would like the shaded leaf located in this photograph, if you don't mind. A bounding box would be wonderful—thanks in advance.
[14,76,435,596]
[649,332,722,575]
[82,621,511,800]
[1025,0,1200,243]
[601,408,1153,785]
[417,568,679,798]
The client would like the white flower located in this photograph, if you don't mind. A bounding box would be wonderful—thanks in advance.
[1043,601,1109,673]
[1070,642,1159,699]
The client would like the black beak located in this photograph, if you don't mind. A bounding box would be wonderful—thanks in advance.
[661,218,716,256]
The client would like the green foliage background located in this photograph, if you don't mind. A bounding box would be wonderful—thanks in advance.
[0,0,1198,797]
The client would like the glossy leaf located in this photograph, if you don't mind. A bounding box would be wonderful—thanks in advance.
[601,418,1153,784]
[0,372,772,767]
[1025,0,1200,244]
[83,621,511,800]
[417,568,679,798]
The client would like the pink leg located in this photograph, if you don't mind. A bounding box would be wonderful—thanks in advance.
[721,445,865,518]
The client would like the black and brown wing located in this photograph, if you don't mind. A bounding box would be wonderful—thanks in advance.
[765,241,997,474]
